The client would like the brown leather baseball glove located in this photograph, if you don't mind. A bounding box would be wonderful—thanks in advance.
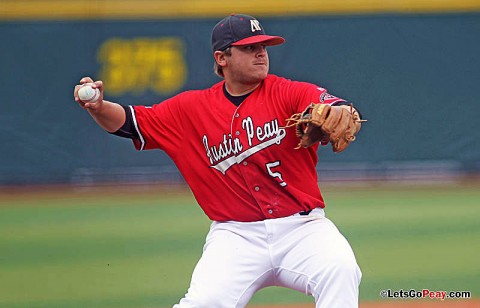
[286,103,366,153]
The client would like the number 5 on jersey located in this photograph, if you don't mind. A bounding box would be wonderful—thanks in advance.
[266,161,287,187]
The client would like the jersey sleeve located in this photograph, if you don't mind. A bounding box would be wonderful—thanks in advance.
[291,81,365,121]
[130,95,185,155]
[285,80,347,113]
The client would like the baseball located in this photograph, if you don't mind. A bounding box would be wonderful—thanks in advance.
[78,85,100,103]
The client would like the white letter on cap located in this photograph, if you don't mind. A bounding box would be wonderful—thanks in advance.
[250,20,262,32]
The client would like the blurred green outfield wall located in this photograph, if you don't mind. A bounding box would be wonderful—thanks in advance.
[1,12,480,185]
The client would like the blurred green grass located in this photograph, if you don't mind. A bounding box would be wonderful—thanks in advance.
[0,183,479,307]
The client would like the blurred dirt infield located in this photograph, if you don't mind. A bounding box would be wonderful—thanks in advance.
[0,183,194,204]
[2,176,480,201]
[252,299,480,308]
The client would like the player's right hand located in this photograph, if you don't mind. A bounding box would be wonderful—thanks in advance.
[74,77,104,111]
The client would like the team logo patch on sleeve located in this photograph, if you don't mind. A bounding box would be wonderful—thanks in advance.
[318,88,344,105]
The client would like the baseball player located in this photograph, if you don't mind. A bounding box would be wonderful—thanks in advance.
[74,14,364,308]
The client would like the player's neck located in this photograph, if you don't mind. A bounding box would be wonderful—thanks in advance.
[224,81,261,96]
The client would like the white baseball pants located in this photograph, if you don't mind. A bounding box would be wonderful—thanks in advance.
[173,208,361,308]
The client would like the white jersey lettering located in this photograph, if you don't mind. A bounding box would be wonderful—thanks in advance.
[205,117,286,174]
[203,134,243,165]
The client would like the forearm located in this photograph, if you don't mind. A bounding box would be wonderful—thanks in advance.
[87,100,126,133]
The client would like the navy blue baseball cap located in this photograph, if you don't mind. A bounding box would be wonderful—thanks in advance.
[211,14,285,52]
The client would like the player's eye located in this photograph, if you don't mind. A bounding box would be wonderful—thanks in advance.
[243,45,267,52]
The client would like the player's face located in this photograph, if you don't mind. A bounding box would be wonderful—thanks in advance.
[227,44,269,84]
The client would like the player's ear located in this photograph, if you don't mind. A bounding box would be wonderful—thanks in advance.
[214,50,227,67]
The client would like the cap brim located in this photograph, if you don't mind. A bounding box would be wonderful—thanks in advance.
[231,35,285,47]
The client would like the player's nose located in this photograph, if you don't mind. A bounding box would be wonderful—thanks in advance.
[257,46,267,57]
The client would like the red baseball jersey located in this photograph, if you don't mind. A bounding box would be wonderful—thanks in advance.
[130,74,345,222]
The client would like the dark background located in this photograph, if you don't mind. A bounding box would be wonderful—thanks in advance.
[1,13,479,185]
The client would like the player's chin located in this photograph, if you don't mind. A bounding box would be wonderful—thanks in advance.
[251,66,269,79]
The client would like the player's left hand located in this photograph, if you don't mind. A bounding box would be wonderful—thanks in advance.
[286,103,366,153]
